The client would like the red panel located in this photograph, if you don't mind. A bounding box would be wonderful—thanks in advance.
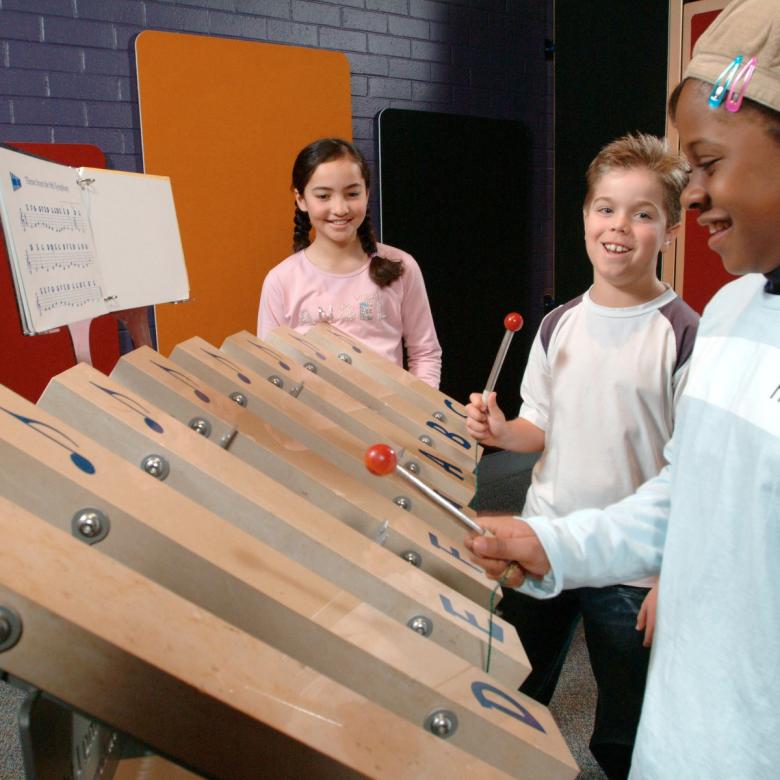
[681,8,735,314]
[681,212,736,314]
[0,143,120,402]
[691,10,720,43]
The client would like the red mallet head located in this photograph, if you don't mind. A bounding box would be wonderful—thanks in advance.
[503,312,524,332]
[364,443,397,476]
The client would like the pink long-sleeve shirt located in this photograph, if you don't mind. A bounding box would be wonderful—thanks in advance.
[257,242,442,388]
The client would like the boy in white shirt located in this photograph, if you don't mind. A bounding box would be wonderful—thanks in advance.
[466,133,699,779]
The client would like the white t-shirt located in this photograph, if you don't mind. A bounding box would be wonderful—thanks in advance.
[519,285,698,585]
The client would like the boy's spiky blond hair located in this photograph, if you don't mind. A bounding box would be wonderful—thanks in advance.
[584,132,689,225]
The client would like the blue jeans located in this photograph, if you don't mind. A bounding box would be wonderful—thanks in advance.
[498,585,651,780]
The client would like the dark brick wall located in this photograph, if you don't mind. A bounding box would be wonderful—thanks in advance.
[0,0,553,279]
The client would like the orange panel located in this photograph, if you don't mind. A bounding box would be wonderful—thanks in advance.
[135,31,352,354]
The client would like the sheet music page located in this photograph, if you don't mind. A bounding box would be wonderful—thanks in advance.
[79,167,190,310]
[0,145,106,333]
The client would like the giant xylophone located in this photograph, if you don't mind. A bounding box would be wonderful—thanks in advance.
[0,324,578,779]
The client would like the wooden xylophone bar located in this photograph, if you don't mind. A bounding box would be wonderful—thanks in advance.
[303,321,473,435]
[36,365,529,691]
[169,336,475,513]
[221,330,476,475]
[266,323,470,436]
[110,345,492,605]
[0,496,517,779]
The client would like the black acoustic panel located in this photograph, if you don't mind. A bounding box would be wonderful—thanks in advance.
[554,0,668,307]
[378,109,532,418]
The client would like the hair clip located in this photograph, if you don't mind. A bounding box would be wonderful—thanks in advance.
[726,56,757,113]
[708,55,743,108]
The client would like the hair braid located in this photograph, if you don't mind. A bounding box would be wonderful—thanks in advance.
[360,215,405,288]
[293,206,312,252]
[357,214,378,256]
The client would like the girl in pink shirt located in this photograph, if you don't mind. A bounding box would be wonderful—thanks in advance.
[257,138,442,388]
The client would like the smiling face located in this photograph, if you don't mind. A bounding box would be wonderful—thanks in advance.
[583,167,677,304]
[675,80,780,276]
[295,156,368,249]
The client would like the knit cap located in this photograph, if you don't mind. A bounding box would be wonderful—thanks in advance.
[684,0,780,113]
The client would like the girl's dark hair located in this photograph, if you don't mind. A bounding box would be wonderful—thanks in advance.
[291,137,404,288]
[669,78,780,146]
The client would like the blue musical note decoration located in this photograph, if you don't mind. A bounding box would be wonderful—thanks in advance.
[248,340,290,371]
[0,406,95,474]
[151,361,210,403]
[89,382,164,432]
[200,349,251,384]
[288,333,328,361]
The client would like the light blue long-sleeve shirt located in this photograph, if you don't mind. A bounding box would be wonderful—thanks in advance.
[519,273,780,779]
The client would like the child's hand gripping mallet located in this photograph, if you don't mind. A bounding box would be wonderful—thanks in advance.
[476,312,524,466]
[365,443,521,585]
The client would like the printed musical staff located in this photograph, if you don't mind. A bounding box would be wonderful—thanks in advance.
[19,202,88,234]
[25,242,95,273]
[36,281,103,315]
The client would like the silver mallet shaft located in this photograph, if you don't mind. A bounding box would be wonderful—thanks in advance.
[395,462,485,534]
[482,328,515,405]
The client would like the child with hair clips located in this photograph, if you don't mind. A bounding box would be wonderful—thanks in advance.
[257,137,442,388]
[465,132,698,780]
[465,1,780,777]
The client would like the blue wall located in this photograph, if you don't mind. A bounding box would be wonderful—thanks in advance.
[0,0,553,280]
